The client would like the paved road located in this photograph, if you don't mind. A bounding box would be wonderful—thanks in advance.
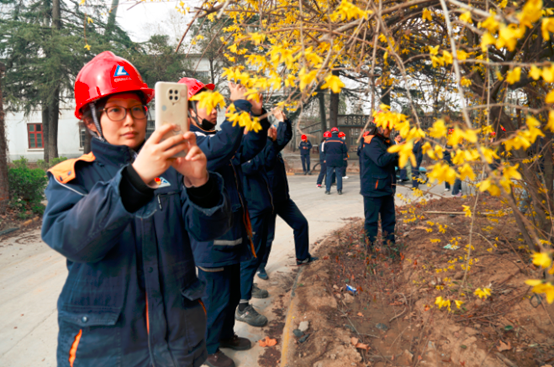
[0,175,445,366]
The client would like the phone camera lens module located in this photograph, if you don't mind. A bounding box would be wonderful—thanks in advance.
[169,96,173,100]
[169,90,174,94]
[175,96,179,100]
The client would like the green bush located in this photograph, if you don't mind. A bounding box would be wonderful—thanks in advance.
[8,156,48,215]
[37,156,68,171]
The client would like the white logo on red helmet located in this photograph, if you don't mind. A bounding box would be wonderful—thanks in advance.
[114,65,129,77]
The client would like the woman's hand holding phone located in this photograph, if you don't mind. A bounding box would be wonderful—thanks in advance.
[171,132,209,188]
[132,124,188,184]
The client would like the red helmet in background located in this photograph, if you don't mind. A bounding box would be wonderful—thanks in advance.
[362,131,370,137]
[301,134,307,140]
[448,128,454,135]
[501,125,506,131]
[331,127,339,132]
[178,77,215,99]
[323,131,332,138]
[490,132,497,137]
[338,132,346,138]
[74,51,154,119]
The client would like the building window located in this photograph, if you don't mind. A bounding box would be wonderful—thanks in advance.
[28,123,43,149]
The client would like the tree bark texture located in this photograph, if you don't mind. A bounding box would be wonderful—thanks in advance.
[317,88,327,133]
[42,105,50,162]
[329,70,340,129]
[0,63,9,214]
[105,0,119,37]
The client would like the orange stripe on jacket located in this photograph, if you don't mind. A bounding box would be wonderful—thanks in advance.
[69,329,82,367]
[48,152,96,184]
[146,295,150,334]
[364,135,375,144]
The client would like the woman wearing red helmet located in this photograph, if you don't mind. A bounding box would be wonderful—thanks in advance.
[41,51,232,367]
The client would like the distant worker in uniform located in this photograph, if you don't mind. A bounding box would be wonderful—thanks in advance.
[359,115,399,254]
[338,131,349,180]
[324,127,348,195]
[299,134,312,175]
[316,131,331,188]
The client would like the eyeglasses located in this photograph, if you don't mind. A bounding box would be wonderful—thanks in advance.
[102,105,148,121]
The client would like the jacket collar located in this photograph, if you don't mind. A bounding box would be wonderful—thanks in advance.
[91,138,138,166]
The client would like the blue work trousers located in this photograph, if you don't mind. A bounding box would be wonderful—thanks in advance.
[326,165,343,191]
[412,166,420,189]
[260,198,310,268]
[198,264,241,355]
[363,195,396,247]
[451,179,462,195]
[301,155,311,173]
[240,210,271,301]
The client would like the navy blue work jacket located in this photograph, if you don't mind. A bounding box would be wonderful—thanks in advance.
[323,133,348,167]
[265,119,293,203]
[360,134,399,197]
[298,140,312,155]
[443,144,453,165]
[319,141,326,163]
[191,100,270,267]
[41,138,232,367]
[413,140,423,167]
[241,138,276,216]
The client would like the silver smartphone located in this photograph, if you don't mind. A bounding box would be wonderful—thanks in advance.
[154,82,188,157]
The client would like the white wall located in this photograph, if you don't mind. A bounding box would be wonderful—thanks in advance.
[6,107,83,162]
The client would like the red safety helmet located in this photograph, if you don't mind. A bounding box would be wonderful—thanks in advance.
[362,131,370,137]
[490,131,497,137]
[448,128,454,135]
[301,134,307,140]
[323,131,332,138]
[331,127,339,132]
[338,132,346,138]
[178,77,215,99]
[74,51,154,119]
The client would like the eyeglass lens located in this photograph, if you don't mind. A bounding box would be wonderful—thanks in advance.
[105,106,147,121]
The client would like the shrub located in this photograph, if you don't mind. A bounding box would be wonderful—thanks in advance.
[37,156,68,171]
[8,156,48,215]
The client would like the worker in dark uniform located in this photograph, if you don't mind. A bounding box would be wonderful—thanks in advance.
[316,131,331,188]
[412,139,423,189]
[444,129,462,196]
[324,127,348,195]
[178,78,270,367]
[299,134,312,175]
[359,121,399,253]
[257,109,318,280]
[238,126,278,316]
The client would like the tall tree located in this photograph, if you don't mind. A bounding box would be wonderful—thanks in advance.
[0,63,8,215]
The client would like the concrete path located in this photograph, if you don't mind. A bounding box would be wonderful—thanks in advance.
[0,175,446,366]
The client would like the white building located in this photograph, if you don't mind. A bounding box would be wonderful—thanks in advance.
[6,105,85,162]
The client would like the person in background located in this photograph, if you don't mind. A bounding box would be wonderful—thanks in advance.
[324,127,348,195]
[338,131,349,180]
[412,138,423,189]
[257,109,318,280]
[395,134,410,183]
[444,129,462,196]
[178,77,270,367]
[42,51,232,367]
[299,134,312,175]
[316,131,331,188]
[359,116,399,254]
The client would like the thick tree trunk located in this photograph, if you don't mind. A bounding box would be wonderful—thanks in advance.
[0,63,9,214]
[105,0,119,37]
[42,105,50,162]
[317,88,327,132]
[209,58,215,84]
[329,71,340,129]
[47,90,59,159]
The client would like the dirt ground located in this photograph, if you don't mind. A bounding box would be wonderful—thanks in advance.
[284,195,554,367]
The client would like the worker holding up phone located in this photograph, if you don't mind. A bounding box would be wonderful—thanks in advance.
[41,51,232,367]
[178,78,270,367]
